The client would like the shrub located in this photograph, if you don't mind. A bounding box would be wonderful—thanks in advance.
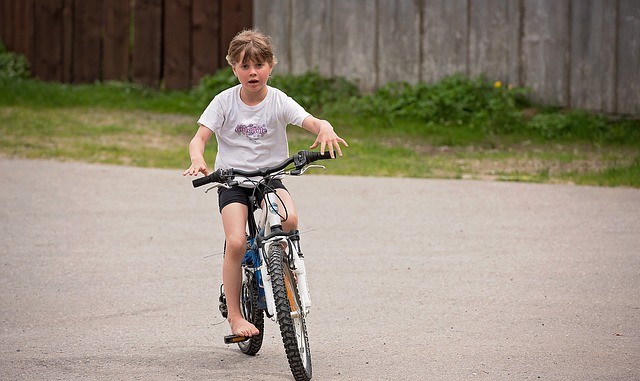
[0,40,30,80]
[350,74,528,134]
[527,110,639,143]
[192,67,238,108]
[268,71,360,112]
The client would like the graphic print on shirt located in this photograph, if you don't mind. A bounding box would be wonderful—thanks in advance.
[235,123,268,141]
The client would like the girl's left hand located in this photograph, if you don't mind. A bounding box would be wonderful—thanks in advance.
[309,120,348,158]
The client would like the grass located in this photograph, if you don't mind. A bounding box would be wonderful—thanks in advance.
[0,79,196,114]
[1,75,639,188]
[560,157,640,187]
[0,106,198,167]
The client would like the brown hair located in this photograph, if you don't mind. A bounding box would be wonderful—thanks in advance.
[226,29,278,67]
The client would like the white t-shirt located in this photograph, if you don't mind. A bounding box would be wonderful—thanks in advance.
[198,84,310,172]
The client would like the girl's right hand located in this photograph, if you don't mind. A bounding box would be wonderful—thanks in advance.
[184,126,214,176]
[183,157,209,176]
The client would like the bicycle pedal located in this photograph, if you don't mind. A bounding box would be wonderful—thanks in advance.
[224,335,249,344]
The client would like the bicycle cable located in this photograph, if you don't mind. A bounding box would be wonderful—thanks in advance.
[251,173,290,223]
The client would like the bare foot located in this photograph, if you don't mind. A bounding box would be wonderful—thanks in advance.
[228,316,259,337]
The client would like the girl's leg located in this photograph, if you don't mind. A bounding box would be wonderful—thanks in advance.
[220,203,259,337]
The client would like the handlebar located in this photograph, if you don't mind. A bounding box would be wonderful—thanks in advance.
[192,150,334,188]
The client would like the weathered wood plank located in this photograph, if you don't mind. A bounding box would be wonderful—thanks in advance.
[13,0,34,62]
[251,0,267,36]
[33,0,64,81]
[220,0,253,68]
[1,0,16,52]
[290,0,332,76]
[422,0,468,83]
[617,0,640,115]
[0,0,5,48]
[15,0,25,52]
[377,0,421,86]
[570,0,616,113]
[103,0,130,82]
[505,1,521,87]
[163,0,191,89]
[469,0,520,85]
[192,0,220,83]
[132,0,162,87]
[332,0,376,92]
[521,0,570,106]
[252,0,289,73]
[72,0,104,83]
[61,0,73,83]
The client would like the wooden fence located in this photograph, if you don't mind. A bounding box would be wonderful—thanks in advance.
[254,0,640,116]
[0,0,252,89]
[2,0,638,115]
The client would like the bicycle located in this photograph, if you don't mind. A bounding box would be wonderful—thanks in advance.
[192,149,334,381]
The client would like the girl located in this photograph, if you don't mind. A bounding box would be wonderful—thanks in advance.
[183,29,348,337]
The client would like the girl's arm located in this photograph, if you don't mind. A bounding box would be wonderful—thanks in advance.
[183,125,214,176]
[302,116,348,158]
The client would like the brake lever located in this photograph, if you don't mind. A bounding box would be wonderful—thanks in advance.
[204,182,233,193]
[299,164,326,175]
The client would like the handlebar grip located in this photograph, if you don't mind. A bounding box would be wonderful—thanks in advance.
[192,175,212,188]
[307,150,334,162]
[192,169,231,188]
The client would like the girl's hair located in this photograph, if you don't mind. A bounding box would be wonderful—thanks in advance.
[226,29,278,67]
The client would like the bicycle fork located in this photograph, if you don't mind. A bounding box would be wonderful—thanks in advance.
[288,234,312,314]
[258,237,311,318]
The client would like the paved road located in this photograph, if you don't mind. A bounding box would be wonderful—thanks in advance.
[1,157,639,381]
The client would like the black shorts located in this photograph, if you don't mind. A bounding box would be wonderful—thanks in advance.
[217,179,288,212]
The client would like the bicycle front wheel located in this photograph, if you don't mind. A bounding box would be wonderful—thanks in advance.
[268,244,312,381]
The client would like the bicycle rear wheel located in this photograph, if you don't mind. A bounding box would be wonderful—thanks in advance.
[238,270,264,355]
[268,244,312,381]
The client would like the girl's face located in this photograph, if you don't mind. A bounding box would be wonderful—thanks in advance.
[232,52,272,96]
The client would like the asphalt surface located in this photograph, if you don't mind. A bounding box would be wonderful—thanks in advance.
[1,157,639,381]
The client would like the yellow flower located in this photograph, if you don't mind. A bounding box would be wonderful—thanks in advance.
[493,81,502,88]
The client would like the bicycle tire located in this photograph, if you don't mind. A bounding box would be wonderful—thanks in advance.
[238,270,264,355]
[267,244,312,381]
